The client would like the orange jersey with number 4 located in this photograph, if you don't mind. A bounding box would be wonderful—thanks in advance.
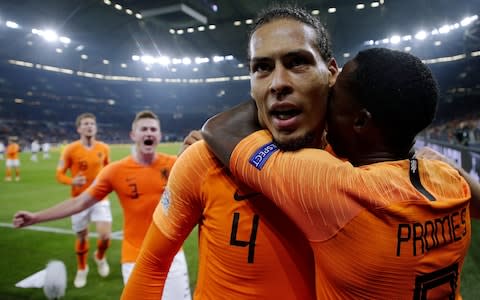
[122,141,316,300]
[230,130,472,299]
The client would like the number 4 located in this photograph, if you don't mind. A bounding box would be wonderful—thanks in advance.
[414,263,458,299]
[229,212,259,264]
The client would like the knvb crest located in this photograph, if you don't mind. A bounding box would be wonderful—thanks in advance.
[160,188,171,215]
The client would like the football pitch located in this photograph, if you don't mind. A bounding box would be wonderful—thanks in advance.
[0,144,479,299]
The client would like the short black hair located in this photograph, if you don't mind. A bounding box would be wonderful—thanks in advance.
[248,5,332,62]
[348,48,439,148]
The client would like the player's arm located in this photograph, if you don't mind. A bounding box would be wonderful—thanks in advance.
[13,192,100,228]
[416,147,480,219]
[202,99,261,166]
[55,147,85,186]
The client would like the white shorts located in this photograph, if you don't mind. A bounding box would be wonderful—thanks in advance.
[71,199,112,233]
[6,159,20,168]
[122,250,191,300]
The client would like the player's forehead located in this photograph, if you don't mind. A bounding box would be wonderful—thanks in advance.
[134,117,159,129]
[79,117,96,125]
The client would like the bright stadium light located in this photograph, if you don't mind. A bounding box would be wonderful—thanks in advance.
[187,28,194,33]
[104,0,111,5]
[176,29,184,34]
[402,35,412,41]
[59,36,71,44]
[434,41,442,46]
[141,55,155,64]
[114,4,122,10]
[312,10,320,15]
[343,53,350,58]
[438,25,450,34]
[233,21,241,26]
[364,40,374,45]
[328,7,336,13]
[135,13,142,19]
[121,63,127,68]
[404,46,412,52]
[158,56,170,65]
[75,45,84,51]
[6,21,19,29]
[245,19,253,24]
[390,35,401,44]
[371,2,380,8]
[81,54,88,60]
[43,30,58,42]
[198,26,205,31]
[55,48,63,53]
[125,9,133,15]
[414,30,428,40]
[132,55,140,61]
[182,57,192,65]
[225,55,234,60]
[213,56,224,63]
[208,24,216,30]
[356,4,365,10]
[169,29,175,34]
[103,59,109,64]
[172,58,182,65]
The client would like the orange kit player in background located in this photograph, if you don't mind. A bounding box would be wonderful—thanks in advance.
[55,112,112,288]
[14,111,192,300]
[5,136,21,181]
[121,6,335,300]
[202,48,475,299]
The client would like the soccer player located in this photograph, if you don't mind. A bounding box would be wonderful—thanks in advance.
[55,113,112,288]
[42,141,51,159]
[202,48,474,298]
[0,139,5,160]
[122,6,333,300]
[5,136,21,181]
[13,111,192,300]
[30,139,40,162]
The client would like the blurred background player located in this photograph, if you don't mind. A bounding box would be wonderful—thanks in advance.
[13,111,194,300]
[42,141,51,159]
[5,136,21,181]
[30,139,40,162]
[55,113,112,288]
[0,139,5,160]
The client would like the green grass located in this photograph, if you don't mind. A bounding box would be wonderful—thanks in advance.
[0,144,479,299]
[0,144,198,299]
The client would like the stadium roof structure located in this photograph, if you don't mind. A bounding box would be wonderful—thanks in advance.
[0,0,479,77]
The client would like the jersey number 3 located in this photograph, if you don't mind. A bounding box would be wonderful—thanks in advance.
[230,212,259,264]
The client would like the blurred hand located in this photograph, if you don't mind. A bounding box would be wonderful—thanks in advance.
[13,211,37,228]
[72,175,87,187]
[178,130,203,156]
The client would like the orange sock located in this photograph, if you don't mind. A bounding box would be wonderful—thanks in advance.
[75,239,89,270]
[15,169,20,177]
[96,239,110,260]
[5,168,11,177]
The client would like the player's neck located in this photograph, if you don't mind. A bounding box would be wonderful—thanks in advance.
[80,136,95,147]
[133,151,156,165]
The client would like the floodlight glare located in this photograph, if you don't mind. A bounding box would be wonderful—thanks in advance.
[208,24,216,30]
[414,31,427,40]
[81,54,88,60]
[141,55,155,64]
[114,4,122,10]
[43,30,58,42]
[135,13,142,19]
[121,63,127,68]
[402,35,412,41]
[233,21,241,26]
[404,46,412,52]
[59,36,71,44]
[390,35,401,44]
[182,57,192,65]
[132,55,140,61]
[56,48,63,53]
[104,0,111,5]
[434,41,442,46]
[245,19,253,24]
[328,8,336,13]
[125,9,133,15]
[213,56,224,63]
[356,4,365,10]
[169,29,175,34]
[103,59,109,64]
[76,45,84,51]
[158,56,171,65]
[371,2,380,8]
[6,21,19,29]
[193,67,198,72]
[225,55,234,60]
[438,25,450,34]
[187,28,194,33]
[312,10,320,15]
[198,26,205,31]
[172,58,182,65]
[343,53,350,58]
[177,29,184,34]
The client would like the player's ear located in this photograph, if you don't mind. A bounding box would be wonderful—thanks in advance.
[129,131,135,142]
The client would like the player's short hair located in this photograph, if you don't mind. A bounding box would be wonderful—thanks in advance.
[132,110,160,130]
[347,48,439,148]
[8,136,18,142]
[248,5,332,62]
[75,113,96,128]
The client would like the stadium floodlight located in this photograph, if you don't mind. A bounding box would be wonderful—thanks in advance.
[176,29,184,34]
[379,0,384,4]
[390,35,401,44]
[312,10,320,15]
[104,0,111,5]
[356,4,365,10]
[172,58,182,65]
[114,4,122,11]
[107,99,115,105]
[81,54,88,60]
[404,46,412,52]
[431,29,439,35]
[208,24,216,30]
[169,29,175,34]
[187,28,194,33]
[103,59,109,64]
[182,57,192,65]
[402,35,412,41]
[238,63,244,68]
[6,21,19,29]
[461,15,478,26]
[195,57,209,64]
[213,55,224,63]
[414,30,427,40]
[328,7,336,13]
[141,55,155,64]
[43,30,58,42]
[364,40,374,46]
[193,67,198,72]
[343,53,350,58]
[75,45,84,51]
[198,26,205,31]
[158,56,171,65]
[170,68,177,72]
[225,55,234,60]
[121,63,127,68]
[382,38,389,44]
[125,9,133,15]
[233,21,241,26]
[434,41,442,46]
[55,48,63,53]
[438,25,450,34]
[131,55,140,61]
[245,19,253,24]
[374,40,380,45]
[135,13,142,19]
[371,2,380,7]
[59,36,71,44]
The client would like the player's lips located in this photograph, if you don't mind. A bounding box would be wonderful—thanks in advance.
[269,103,302,131]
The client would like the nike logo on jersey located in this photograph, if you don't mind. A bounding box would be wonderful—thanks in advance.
[233,190,260,201]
